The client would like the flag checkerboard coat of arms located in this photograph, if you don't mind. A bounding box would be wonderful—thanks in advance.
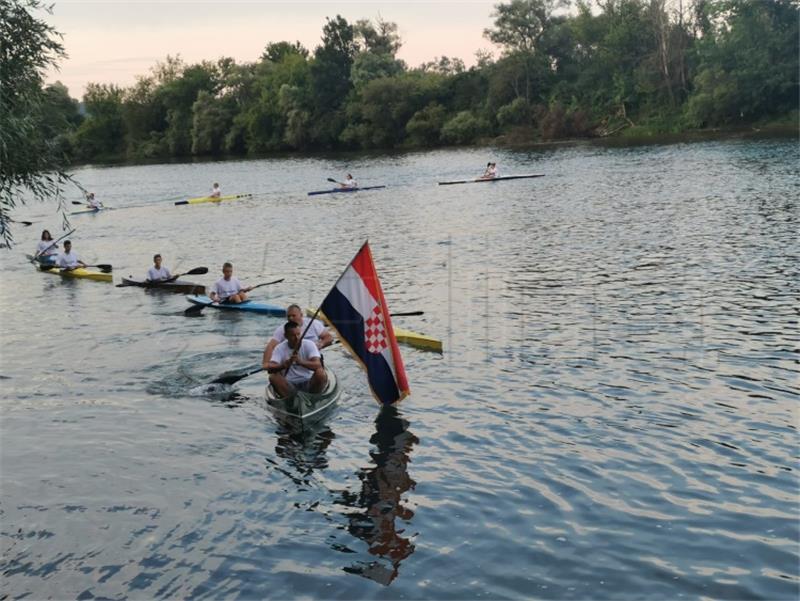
[319,242,409,405]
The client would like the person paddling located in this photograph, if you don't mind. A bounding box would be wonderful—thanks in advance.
[340,174,358,189]
[480,162,498,179]
[209,262,252,304]
[35,230,59,265]
[209,182,222,199]
[267,321,328,397]
[56,240,86,271]
[262,304,333,366]
[146,254,171,282]
[86,192,103,210]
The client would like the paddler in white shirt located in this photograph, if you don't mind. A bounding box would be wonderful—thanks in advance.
[480,162,498,179]
[262,304,333,366]
[340,174,358,189]
[86,192,103,209]
[56,240,86,271]
[209,182,222,199]
[146,254,171,282]
[209,262,252,304]
[35,230,59,265]
[267,321,328,397]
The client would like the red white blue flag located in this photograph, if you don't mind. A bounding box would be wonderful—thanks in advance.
[320,241,409,405]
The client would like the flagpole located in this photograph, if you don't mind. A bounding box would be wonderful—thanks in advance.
[294,239,369,350]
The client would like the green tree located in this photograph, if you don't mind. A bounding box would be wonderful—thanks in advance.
[72,83,126,160]
[262,41,308,62]
[0,0,74,243]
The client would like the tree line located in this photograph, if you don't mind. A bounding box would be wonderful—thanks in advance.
[26,0,800,164]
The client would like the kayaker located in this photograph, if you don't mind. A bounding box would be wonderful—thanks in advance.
[262,304,333,365]
[209,262,252,304]
[266,321,328,397]
[35,230,59,264]
[146,254,171,282]
[56,240,86,271]
[209,182,222,199]
[340,174,358,189]
[86,192,103,209]
[480,162,498,179]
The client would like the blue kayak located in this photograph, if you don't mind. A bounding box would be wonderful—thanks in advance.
[307,185,386,196]
[186,295,285,316]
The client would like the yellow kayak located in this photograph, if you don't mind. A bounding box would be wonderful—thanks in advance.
[39,266,112,282]
[174,193,253,206]
[306,308,442,353]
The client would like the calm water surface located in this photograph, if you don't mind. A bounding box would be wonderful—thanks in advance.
[1,139,798,599]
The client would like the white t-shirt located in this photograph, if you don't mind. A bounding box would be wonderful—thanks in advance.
[147,266,171,281]
[212,276,243,300]
[271,339,321,384]
[344,179,358,188]
[210,187,221,198]
[271,317,326,345]
[36,240,58,256]
[57,251,80,268]
[88,200,102,209]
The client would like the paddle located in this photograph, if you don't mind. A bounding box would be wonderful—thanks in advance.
[115,266,208,287]
[163,266,208,283]
[10,219,35,227]
[78,263,113,273]
[32,228,76,261]
[326,177,345,185]
[183,278,285,316]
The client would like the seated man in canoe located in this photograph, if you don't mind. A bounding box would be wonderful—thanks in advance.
[86,192,103,210]
[267,321,328,397]
[340,174,358,189]
[146,254,171,282]
[209,182,221,199]
[262,304,333,365]
[56,240,86,271]
[209,262,252,304]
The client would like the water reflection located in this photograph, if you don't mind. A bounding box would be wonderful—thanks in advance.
[335,406,418,586]
[273,421,336,481]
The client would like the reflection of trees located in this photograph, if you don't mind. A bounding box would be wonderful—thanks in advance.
[335,406,418,586]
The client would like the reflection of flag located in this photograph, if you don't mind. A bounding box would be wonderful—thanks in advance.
[320,241,409,405]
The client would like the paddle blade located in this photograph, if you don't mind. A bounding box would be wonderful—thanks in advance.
[326,177,338,183]
[390,311,424,317]
[71,201,84,205]
[95,264,113,273]
[210,365,263,385]
[184,266,208,275]
[184,303,206,317]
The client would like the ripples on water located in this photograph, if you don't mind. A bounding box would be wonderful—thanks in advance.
[1,138,798,599]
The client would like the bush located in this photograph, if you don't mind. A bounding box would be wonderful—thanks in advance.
[440,111,488,145]
[405,103,446,146]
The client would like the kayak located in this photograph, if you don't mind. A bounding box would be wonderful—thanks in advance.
[26,253,57,266]
[174,194,253,206]
[306,308,443,353]
[394,327,443,353]
[70,206,111,215]
[120,276,206,295]
[265,367,340,424]
[186,294,285,316]
[438,174,545,186]
[307,186,386,196]
[38,265,112,282]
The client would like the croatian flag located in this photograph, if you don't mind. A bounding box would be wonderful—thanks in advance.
[320,242,409,405]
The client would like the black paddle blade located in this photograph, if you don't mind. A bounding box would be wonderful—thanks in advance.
[95,264,113,273]
[210,365,264,385]
[184,267,208,275]
[390,310,424,317]
[184,303,206,317]
[326,177,338,183]
[71,201,85,205]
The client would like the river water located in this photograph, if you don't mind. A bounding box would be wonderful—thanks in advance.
[1,138,798,600]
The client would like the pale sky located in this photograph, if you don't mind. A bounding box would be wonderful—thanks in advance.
[44,1,500,98]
